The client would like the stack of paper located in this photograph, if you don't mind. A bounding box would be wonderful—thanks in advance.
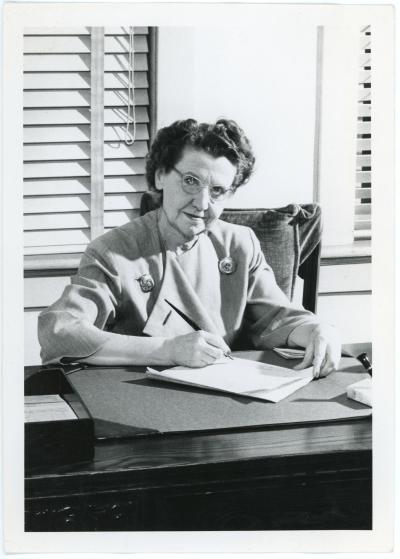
[147,357,313,403]
[24,394,77,423]
[347,378,372,407]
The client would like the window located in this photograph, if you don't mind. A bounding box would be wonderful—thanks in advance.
[354,25,371,242]
[23,27,155,261]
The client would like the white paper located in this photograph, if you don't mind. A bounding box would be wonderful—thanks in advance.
[347,378,372,407]
[24,394,77,423]
[147,357,313,403]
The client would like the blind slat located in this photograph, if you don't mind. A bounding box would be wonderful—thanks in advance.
[104,35,148,53]
[24,89,149,108]
[25,244,89,255]
[26,161,148,179]
[24,229,91,247]
[24,35,148,54]
[24,178,91,195]
[354,219,372,230]
[354,230,372,241]
[24,176,148,196]
[355,203,371,216]
[104,209,140,227]
[356,155,371,168]
[24,140,148,161]
[24,71,148,90]
[357,138,371,152]
[24,123,149,143]
[104,54,148,72]
[104,159,146,176]
[358,87,371,102]
[24,53,147,72]
[24,108,91,125]
[24,161,91,179]
[355,186,371,199]
[103,89,149,106]
[104,106,149,124]
[356,121,371,134]
[359,70,371,84]
[25,212,90,230]
[24,106,149,125]
[104,193,142,210]
[24,194,91,213]
[24,27,148,35]
[356,171,371,183]
[104,27,149,35]
[357,103,371,117]
[24,158,147,178]
[104,176,148,193]
[359,53,371,67]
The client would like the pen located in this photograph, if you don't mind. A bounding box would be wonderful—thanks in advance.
[164,299,234,360]
[356,353,372,376]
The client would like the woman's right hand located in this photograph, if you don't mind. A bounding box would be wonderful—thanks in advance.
[164,331,231,368]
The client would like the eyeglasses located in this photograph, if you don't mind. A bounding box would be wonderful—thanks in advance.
[172,166,234,203]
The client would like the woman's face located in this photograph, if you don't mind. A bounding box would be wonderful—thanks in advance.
[155,146,237,240]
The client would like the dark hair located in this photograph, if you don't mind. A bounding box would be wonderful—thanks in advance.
[145,118,255,191]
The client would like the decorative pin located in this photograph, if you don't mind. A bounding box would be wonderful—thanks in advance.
[218,256,237,275]
[137,273,155,293]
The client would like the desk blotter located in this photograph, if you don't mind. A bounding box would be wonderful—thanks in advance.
[65,352,372,439]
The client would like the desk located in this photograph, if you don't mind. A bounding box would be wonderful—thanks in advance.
[25,346,372,531]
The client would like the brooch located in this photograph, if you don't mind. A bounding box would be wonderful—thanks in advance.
[137,273,155,293]
[218,256,237,275]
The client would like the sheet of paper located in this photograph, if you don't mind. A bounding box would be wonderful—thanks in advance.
[24,394,77,423]
[147,357,313,403]
[347,378,372,407]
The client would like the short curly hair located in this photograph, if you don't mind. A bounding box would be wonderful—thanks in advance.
[145,118,255,191]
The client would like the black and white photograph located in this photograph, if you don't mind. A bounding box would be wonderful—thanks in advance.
[2,1,395,554]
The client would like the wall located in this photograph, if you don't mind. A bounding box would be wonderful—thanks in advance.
[157,25,318,208]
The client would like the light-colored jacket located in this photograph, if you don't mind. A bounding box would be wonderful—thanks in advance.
[38,210,319,364]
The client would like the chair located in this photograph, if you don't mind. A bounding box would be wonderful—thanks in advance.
[140,192,322,312]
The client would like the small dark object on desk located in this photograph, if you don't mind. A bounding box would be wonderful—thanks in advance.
[357,353,372,376]
[25,367,94,468]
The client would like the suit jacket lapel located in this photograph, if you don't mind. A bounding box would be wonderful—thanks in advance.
[143,250,220,337]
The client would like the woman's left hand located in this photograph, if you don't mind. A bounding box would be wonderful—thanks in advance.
[291,324,341,379]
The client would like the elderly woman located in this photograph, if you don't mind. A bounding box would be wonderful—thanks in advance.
[39,118,340,377]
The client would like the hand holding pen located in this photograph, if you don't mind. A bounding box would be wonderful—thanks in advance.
[164,299,233,367]
[164,330,233,368]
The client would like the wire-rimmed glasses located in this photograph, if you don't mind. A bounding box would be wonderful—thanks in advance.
[172,166,234,203]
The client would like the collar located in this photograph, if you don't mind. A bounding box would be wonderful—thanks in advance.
[157,208,200,253]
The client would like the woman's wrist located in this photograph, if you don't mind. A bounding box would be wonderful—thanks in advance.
[287,323,319,348]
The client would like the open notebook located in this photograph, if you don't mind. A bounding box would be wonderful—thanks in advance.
[147,357,313,403]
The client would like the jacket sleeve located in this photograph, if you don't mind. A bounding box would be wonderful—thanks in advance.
[38,245,122,364]
[245,229,320,348]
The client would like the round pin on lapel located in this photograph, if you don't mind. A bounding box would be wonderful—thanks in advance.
[137,273,155,292]
[218,256,237,275]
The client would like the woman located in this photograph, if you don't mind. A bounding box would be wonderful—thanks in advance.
[39,118,340,378]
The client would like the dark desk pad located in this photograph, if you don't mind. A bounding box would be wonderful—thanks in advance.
[65,352,372,439]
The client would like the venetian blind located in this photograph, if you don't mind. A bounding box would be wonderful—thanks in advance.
[354,25,371,241]
[23,27,151,256]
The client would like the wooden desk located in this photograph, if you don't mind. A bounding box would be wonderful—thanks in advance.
[25,346,372,532]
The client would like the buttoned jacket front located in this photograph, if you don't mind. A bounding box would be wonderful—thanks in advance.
[38,210,319,364]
